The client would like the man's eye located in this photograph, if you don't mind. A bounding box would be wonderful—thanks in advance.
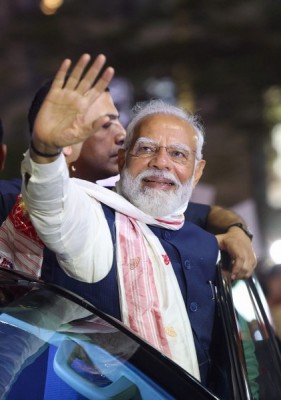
[138,145,155,154]
[102,122,111,129]
[170,150,187,159]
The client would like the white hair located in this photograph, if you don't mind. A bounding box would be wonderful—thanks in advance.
[124,99,205,160]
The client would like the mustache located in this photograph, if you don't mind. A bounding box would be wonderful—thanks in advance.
[136,169,181,187]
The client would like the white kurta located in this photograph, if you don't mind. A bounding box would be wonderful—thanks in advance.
[21,151,114,283]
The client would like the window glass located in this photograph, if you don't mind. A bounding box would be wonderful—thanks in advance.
[215,261,281,400]
[232,277,281,400]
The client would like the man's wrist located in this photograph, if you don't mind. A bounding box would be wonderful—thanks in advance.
[30,139,62,159]
[226,223,253,241]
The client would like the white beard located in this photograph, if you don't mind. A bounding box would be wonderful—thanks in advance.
[118,168,195,218]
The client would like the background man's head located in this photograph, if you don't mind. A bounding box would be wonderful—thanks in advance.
[117,100,206,217]
[261,264,281,306]
[0,119,7,172]
[28,80,125,183]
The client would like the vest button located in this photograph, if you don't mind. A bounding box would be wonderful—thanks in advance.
[184,259,191,269]
[164,231,171,240]
[190,302,198,312]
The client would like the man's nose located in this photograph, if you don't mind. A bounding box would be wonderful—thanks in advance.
[147,147,171,169]
[114,123,126,146]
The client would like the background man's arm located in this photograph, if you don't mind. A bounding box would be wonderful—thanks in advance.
[206,205,256,280]
[205,205,249,234]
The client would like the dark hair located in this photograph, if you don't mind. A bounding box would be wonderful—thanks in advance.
[28,78,110,136]
[266,264,281,279]
[28,80,52,135]
[0,119,3,143]
[259,264,281,297]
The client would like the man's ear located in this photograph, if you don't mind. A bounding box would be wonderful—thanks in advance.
[64,143,83,164]
[63,146,72,157]
[118,148,126,173]
[192,159,206,189]
[0,144,7,171]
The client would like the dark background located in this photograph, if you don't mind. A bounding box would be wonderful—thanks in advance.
[1,0,281,266]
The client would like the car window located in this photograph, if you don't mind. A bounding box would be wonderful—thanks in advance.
[216,258,281,400]
[0,268,218,400]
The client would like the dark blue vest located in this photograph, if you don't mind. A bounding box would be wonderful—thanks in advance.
[0,178,21,224]
[42,204,218,385]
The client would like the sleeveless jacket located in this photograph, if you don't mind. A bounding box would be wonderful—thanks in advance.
[42,204,219,385]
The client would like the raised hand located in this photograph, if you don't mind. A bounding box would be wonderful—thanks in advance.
[31,54,114,158]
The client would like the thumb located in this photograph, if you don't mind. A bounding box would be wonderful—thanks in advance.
[215,233,225,250]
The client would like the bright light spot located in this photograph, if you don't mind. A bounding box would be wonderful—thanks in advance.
[272,124,281,153]
[273,158,281,179]
[267,124,281,207]
[269,239,281,263]
[232,280,256,322]
[40,0,63,15]
[267,181,281,208]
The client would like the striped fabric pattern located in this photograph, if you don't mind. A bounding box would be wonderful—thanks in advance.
[116,212,200,380]
[0,195,43,277]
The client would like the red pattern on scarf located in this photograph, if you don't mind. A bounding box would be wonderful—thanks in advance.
[8,195,43,245]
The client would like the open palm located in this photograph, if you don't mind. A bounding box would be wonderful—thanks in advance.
[33,54,115,149]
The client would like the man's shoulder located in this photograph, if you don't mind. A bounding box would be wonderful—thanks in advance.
[0,178,21,195]
[181,220,219,256]
[185,201,211,228]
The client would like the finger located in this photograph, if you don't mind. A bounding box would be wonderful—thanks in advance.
[231,257,254,280]
[64,53,92,90]
[228,251,246,279]
[230,259,240,280]
[50,58,72,90]
[87,66,115,103]
[76,54,108,94]
[94,66,115,93]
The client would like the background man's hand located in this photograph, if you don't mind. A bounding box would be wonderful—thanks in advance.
[216,228,257,280]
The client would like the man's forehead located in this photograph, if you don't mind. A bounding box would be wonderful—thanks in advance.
[133,114,197,143]
[107,113,119,120]
[105,92,114,104]
[97,91,117,111]
[134,136,191,149]
[136,113,194,130]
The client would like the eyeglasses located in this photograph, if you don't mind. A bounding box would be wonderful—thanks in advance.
[128,142,197,165]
